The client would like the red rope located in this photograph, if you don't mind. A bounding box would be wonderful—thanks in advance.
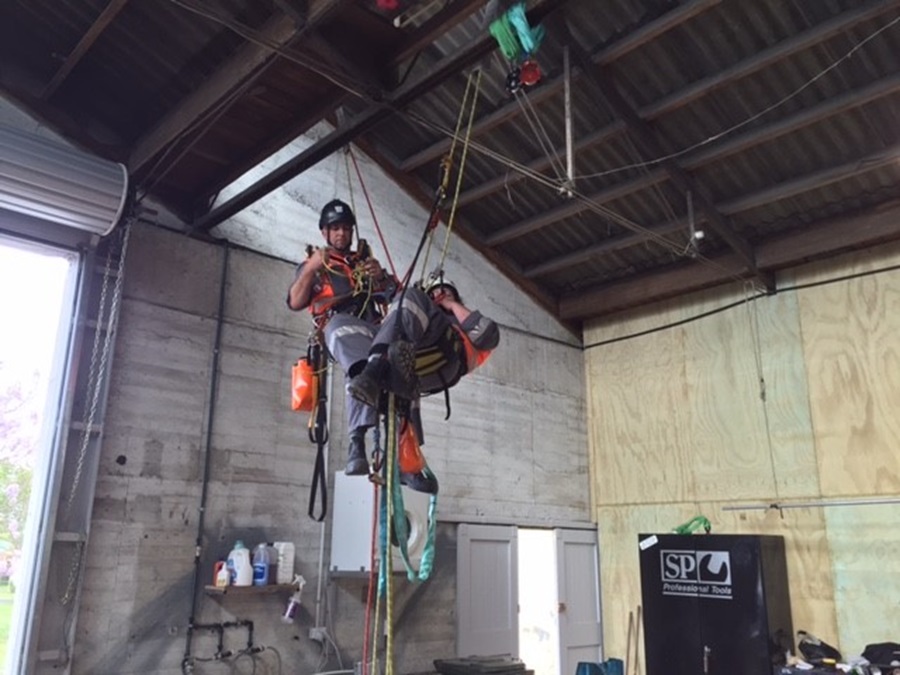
[349,149,399,281]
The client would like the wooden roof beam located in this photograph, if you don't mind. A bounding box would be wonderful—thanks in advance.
[560,202,900,321]
[128,0,348,176]
[388,0,491,67]
[401,0,718,172]
[457,121,625,207]
[464,67,900,210]
[523,219,690,279]
[485,169,667,247]
[42,0,130,100]
[585,62,757,269]
[402,0,895,174]
[642,0,900,119]
[193,0,575,232]
[528,137,900,279]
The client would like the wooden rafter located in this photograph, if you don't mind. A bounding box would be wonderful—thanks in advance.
[400,0,719,173]
[42,0,130,100]
[193,0,575,232]
[559,203,900,321]
[491,73,900,262]
[400,0,896,175]
[128,0,348,177]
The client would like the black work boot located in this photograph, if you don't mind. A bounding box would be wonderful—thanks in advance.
[348,356,389,408]
[388,340,418,400]
[345,431,368,475]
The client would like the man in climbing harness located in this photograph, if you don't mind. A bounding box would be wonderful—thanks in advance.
[347,278,500,432]
[286,199,397,476]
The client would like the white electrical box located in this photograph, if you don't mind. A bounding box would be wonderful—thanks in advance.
[330,471,431,574]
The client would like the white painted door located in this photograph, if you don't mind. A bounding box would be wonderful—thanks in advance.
[457,524,519,658]
[557,529,603,675]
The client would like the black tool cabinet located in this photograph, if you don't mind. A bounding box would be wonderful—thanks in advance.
[638,533,794,675]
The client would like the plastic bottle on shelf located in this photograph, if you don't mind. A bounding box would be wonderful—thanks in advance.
[227,540,253,587]
[273,542,295,585]
[252,543,270,586]
[266,542,279,584]
[214,561,229,588]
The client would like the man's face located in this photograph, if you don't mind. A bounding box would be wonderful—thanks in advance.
[323,222,353,252]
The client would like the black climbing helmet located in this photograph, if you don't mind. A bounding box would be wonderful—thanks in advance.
[319,199,356,230]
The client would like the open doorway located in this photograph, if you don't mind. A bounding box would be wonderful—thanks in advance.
[458,524,602,675]
[519,528,560,675]
[0,236,78,672]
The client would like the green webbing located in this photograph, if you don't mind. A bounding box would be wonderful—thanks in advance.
[378,446,437,589]
[489,3,544,62]
[391,463,437,582]
[489,13,520,61]
[672,515,712,535]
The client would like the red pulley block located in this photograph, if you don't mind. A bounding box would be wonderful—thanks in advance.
[520,59,541,86]
[377,0,400,9]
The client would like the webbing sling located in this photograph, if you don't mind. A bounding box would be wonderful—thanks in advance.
[307,343,329,521]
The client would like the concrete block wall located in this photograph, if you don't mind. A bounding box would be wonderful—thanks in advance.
[71,126,590,674]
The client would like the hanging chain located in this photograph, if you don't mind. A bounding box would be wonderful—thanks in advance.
[60,540,84,607]
[61,217,133,606]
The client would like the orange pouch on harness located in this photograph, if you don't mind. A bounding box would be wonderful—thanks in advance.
[291,358,318,412]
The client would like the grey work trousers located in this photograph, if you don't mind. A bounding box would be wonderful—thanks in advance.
[323,286,453,433]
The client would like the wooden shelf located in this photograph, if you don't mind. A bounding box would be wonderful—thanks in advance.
[204,583,295,596]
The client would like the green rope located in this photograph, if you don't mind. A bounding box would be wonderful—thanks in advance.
[672,515,712,535]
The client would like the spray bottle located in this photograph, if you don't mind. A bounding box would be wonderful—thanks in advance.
[281,574,307,624]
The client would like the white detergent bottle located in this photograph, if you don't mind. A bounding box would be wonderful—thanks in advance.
[227,540,253,587]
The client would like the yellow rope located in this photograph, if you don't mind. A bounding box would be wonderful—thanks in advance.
[344,148,356,218]
[420,69,482,283]
[439,68,482,272]
[384,394,396,675]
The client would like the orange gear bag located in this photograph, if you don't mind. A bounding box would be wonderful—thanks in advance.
[291,357,318,412]
[398,419,426,474]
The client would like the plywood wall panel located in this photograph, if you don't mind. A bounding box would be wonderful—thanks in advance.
[797,253,900,496]
[588,284,820,509]
[826,504,900,656]
[595,503,702,673]
[747,286,820,498]
[680,296,774,501]
[588,323,695,505]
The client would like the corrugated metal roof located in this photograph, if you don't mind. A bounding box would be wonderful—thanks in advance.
[3,0,900,326]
